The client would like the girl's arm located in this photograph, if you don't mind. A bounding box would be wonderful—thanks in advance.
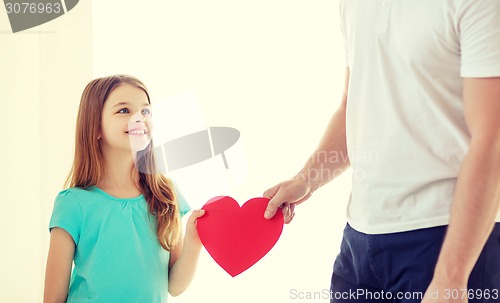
[168,209,205,297]
[43,228,75,303]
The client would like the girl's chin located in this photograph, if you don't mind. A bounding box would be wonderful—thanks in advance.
[129,138,151,150]
[130,145,150,154]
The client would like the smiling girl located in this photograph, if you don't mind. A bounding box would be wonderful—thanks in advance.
[43,75,204,303]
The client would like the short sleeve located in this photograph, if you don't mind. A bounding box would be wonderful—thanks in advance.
[459,0,500,77]
[339,0,349,67]
[48,190,82,245]
[171,180,191,218]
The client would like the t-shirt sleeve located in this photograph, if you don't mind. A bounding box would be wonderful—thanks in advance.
[171,180,191,218]
[339,0,349,67]
[459,0,500,77]
[48,190,82,245]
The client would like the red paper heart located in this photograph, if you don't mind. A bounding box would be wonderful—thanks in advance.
[196,196,284,277]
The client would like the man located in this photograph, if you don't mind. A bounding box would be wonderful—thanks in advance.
[264,1,500,302]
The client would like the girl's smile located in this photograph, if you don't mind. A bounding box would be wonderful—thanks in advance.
[126,128,148,135]
[99,84,153,154]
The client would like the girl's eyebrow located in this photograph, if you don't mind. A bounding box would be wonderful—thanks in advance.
[113,102,150,108]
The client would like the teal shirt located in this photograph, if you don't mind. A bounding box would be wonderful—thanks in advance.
[49,185,191,303]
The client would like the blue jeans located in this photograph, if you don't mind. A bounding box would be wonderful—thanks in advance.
[330,223,500,303]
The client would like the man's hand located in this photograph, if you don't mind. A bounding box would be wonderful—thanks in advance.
[263,176,313,223]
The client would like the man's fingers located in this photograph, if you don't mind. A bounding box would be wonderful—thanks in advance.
[282,203,296,224]
[263,185,279,199]
[264,189,288,219]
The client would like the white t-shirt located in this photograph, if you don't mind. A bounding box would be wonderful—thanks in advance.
[341,0,500,234]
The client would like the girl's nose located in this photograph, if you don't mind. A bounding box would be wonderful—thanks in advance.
[134,112,146,123]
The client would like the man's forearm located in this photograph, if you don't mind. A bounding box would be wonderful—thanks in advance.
[433,140,500,283]
[297,101,350,191]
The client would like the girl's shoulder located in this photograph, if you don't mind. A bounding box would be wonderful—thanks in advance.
[55,186,100,204]
[58,186,93,196]
[53,186,112,216]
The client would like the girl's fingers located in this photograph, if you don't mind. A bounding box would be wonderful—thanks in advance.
[188,209,205,224]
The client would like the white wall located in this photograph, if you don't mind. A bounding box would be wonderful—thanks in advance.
[0,1,93,301]
[1,1,349,302]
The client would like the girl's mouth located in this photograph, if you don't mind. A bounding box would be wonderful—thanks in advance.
[126,129,148,135]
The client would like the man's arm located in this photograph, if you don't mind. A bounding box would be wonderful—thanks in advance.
[423,77,500,302]
[264,67,350,219]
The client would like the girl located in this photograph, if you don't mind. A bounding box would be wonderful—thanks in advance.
[44,75,205,302]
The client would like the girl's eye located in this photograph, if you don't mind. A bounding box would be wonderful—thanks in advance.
[141,108,152,115]
[117,108,129,114]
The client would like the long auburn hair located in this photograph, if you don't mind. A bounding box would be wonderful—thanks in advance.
[65,75,181,251]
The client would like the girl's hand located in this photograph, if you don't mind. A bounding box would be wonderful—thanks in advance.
[168,209,206,296]
[184,209,205,248]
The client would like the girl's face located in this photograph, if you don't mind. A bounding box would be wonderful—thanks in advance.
[99,84,153,156]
